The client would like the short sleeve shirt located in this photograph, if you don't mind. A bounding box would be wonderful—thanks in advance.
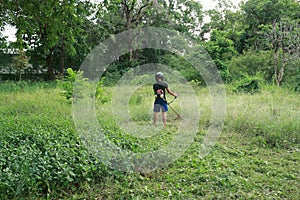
[153,81,168,100]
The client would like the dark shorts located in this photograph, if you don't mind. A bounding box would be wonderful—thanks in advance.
[153,98,168,112]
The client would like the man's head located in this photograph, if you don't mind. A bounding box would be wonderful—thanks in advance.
[155,72,164,81]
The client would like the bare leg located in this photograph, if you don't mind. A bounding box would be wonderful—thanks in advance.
[153,112,159,126]
[162,112,167,126]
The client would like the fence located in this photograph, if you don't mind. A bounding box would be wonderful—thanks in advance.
[0,53,48,81]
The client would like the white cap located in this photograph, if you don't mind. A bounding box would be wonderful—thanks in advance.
[156,72,164,79]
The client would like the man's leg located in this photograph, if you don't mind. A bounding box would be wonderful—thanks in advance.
[153,112,159,126]
[162,112,167,126]
[161,101,168,126]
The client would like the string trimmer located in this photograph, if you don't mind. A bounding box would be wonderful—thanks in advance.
[167,96,181,120]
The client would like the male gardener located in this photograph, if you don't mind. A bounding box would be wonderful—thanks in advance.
[153,72,178,126]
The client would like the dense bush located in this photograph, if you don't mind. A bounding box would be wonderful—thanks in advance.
[282,58,300,92]
[228,50,273,82]
[56,68,77,100]
[57,68,109,103]
[232,73,264,94]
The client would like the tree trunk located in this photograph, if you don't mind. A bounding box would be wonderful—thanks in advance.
[277,48,286,87]
[18,70,22,81]
[276,22,285,87]
[272,20,280,86]
[273,49,279,86]
[276,64,284,87]
[46,51,54,80]
[60,39,65,75]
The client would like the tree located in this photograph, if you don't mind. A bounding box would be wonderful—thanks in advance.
[200,0,247,54]
[162,0,204,37]
[95,0,205,81]
[0,0,10,51]
[203,30,238,82]
[55,1,94,74]
[9,0,84,80]
[228,50,273,82]
[239,0,300,85]
[261,19,300,86]
[11,50,30,81]
[97,0,204,36]
[0,0,9,30]
[240,0,300,50]
[93,0,153,65]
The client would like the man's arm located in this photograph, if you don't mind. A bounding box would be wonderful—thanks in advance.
[166,87,178,97]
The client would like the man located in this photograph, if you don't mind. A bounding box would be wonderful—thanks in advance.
[153,72,178,126]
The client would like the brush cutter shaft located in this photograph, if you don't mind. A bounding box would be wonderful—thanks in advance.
[167,96,177,105]
[167,97,181,119]
[168,104,179,115]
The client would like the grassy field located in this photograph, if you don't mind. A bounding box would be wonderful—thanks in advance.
[0,81,299,199]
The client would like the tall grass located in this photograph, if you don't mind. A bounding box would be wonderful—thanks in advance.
[107,83,300,149]
[225,85,300,148]
[0,80,56,93]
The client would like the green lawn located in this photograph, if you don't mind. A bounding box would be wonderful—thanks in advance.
[0,81,299,199]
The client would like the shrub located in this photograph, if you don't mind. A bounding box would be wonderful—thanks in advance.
[232,73,263,94]
[57,68,77,99]
[96,77,110,103]
[228,50,273,83]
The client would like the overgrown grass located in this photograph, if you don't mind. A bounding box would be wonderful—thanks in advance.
[0,81,299,199]
[225,85,300,148]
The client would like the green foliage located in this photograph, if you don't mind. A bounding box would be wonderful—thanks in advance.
[129,74,151,85]
[98,0,204,37]
[258,19,300,86]
[6,0,90,79]
[96,77,110,103]
[57,68,77,100]
[203,30,238,82]
[159,53,202,83]
[2,0,300,197]
[101,59,141,86]
[57,68,109,103]
[281,55,300,92]
[1,0,299,86]
[231,73,263,94]
[228,50,273,82]
[284,67,300,92]
[241,0,300,50]
[11,50,30,81]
